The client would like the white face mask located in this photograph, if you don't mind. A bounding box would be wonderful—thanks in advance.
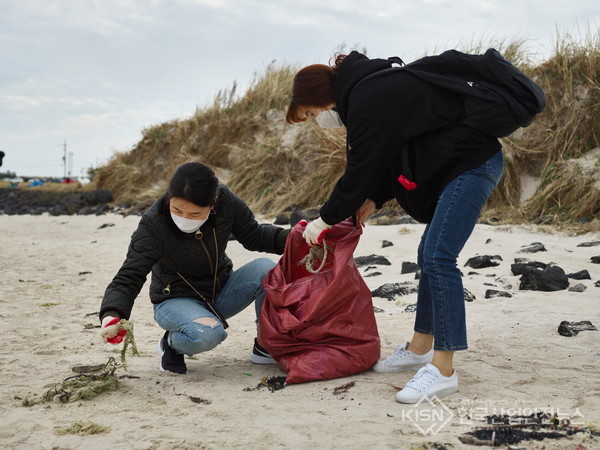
[315,109,344,128]
[170,212,208,233]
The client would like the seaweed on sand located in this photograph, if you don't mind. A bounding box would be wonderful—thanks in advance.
[22,357,120,406]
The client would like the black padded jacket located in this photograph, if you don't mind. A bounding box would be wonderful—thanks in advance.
[99,184,288,321]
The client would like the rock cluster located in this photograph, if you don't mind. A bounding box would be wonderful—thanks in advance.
[0,188,114,216]
[365,239,598,338]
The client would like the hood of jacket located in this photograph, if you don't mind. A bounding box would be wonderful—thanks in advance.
[334,51,397,124]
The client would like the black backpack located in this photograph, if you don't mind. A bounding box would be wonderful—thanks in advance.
[356,48,546,138]
[407,48,546,137]
[352,48,546,190]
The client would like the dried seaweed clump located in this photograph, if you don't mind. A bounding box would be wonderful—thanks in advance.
[244,375,287,392]
[54,421,111,436]
[22,358,119,407]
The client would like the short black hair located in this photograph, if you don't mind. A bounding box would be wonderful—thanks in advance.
[168,162,218,206]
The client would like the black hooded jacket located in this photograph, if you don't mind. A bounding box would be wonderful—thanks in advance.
[319,50,502,224]
[99,184,288,321]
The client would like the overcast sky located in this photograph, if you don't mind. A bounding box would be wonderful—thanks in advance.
[1,0,598,178]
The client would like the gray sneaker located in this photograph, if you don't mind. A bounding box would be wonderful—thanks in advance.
[372,342,433,373]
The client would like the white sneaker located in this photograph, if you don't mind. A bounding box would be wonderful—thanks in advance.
[372,342,433,373]
[395,363,458,403]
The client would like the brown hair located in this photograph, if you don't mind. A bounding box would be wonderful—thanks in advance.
[286,54,347,124]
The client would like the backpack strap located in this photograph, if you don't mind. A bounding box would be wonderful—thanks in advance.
[351,59,419,191]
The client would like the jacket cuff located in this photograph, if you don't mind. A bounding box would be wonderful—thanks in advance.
[99,310,121,325]
[274,228,291,254]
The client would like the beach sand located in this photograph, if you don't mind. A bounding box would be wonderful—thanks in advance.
[0,213,599,449]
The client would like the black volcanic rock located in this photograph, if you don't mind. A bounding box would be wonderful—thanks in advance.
[371,282,418,300]
[519,242,547,253]
[464,288,476,302]
[364,271,382,278]
[511,259,547,276]
[274,213,290,225]
[485,290,513,299]
[355,255,391,267]
[289,209,309,227]
[0,187,113,216]
[519,265,569,291]
[401,262,420,274]
[567,270,591,280]
[464,255,503,269]
[577,241,600,247]
[558,320,597,337]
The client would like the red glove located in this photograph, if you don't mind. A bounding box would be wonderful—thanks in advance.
[101,316,127,344]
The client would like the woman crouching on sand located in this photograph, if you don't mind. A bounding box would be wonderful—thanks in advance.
[99,162,289,374]
[287,51,505,403]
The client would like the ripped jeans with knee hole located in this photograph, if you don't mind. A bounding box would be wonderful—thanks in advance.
[153,258,275,356]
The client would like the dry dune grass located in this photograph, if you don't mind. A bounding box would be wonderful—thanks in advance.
[487,29,600,226]
[96,31,600,231]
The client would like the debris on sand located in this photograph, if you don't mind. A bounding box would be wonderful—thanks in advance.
[22,357,120,407]
[459,412,598,447]
[189,396,212,404]
[333,381,355,396]
[54,421,110,436]
[244,375,287,393]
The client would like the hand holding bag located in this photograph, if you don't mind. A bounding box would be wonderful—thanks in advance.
[259,220,380,384]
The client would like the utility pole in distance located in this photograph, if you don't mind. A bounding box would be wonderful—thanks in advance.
[61,139,67,179]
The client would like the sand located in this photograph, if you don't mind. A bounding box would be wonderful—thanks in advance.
[0,213,599,449]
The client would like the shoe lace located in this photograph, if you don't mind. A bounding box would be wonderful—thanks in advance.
[405,366,438,392]
[387,345,411,364]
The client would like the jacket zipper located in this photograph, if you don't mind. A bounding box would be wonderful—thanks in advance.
[197,237,214,275]
[162,279,186,295]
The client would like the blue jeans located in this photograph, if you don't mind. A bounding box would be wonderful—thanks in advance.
[414,150,504,351]
[153,258,275,356]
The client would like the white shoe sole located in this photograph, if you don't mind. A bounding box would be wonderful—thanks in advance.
[395,385,458,403]
[156,340,166,372]
[372,362,429,373]
[249,353,277,365]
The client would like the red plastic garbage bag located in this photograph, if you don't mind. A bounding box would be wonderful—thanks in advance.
[259,220,380,384]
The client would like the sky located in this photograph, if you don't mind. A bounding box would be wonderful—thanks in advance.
[1,0,599,178]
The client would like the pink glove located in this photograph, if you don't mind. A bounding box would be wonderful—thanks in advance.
[302,217,332,246]
[101,316,127,344]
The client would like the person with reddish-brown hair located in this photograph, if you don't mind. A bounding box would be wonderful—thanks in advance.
[286,50,511,403]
